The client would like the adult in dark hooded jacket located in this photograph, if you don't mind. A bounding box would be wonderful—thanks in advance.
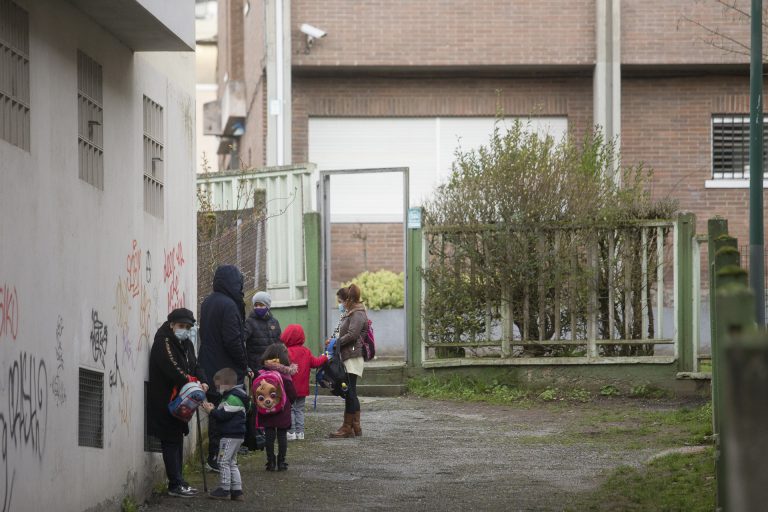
[244,290,282,371]
[148,308,208,498]
[199,265,249,470]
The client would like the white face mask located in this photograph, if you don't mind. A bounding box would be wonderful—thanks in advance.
[174,329,191,341]
[338,303,346,313]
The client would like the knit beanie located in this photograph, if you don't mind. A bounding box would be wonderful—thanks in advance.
[252,291,272,308]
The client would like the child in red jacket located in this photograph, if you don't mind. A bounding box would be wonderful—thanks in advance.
[281,324,327,440]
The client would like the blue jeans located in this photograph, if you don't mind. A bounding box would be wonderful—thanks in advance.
[290,397,306,433]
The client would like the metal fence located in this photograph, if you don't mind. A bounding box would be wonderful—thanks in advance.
[421,220,678,364]
[197,165,314,307]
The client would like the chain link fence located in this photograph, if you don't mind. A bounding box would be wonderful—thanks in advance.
[197,189,267,313]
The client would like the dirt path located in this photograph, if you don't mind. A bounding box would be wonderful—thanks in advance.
[145,395,695,512]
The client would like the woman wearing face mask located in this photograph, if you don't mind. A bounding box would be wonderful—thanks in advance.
[328,284,368,438]
[244,291,282,372]
[148,308,209,498]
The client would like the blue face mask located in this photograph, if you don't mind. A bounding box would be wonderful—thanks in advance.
[338,303,346,313]
[174,329,191,341]
[254,307,269,318]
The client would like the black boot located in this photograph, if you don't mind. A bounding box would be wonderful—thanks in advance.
[277,454,288,471]
[265,453,276,471]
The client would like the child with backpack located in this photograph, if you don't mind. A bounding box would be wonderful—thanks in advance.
[281,324,328,440]
[200,368,249,501]
[253,343,297,471]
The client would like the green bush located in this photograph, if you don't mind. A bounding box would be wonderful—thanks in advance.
[342,270,405,310]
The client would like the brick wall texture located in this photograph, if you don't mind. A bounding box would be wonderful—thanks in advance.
[331,223,404,287]
[220,0,765,291]
[242,0,267,167]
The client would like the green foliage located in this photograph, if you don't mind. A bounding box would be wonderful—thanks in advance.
[342,270,404,310]
[600,385,621,396]
[628,384,669,399]
[408,375,593,404]
[121,497,138,512]
[422,118,677,352]
[568,448,715,511]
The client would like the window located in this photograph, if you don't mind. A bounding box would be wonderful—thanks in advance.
[78,368,104,448]
[0,0,30,151]
[78,51,104,188]
[143,95,164,217]
[712,115,768,180]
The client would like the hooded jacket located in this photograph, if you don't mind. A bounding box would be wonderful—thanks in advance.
[244,308,282,371]
[210,385,249,439]
[199,265,248,383]
[338,304,368,361]
[147,321,207,439]
[282,324,328,397]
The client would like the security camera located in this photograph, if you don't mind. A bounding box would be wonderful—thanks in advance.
[300,23,327,40]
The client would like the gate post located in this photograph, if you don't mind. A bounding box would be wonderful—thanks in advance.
[406,208,423,367]
[675,213,696,372]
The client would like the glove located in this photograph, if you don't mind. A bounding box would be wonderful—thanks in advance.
[326,338,337,358]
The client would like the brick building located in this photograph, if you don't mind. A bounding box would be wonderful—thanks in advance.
[208,0,766,287]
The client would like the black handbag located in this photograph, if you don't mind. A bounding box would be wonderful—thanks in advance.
[317,342,349,398]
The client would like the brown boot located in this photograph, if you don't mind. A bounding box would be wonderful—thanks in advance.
[352,411,362,437]
[329,413,355,438]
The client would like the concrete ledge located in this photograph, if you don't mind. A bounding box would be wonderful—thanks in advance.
[676,372,712,380]
[423,356,676,368]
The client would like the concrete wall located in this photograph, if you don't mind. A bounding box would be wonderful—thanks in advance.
[0,1,196,510]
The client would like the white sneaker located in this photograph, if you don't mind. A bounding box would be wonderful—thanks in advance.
[286,432,297,441]
[296,432,304,440]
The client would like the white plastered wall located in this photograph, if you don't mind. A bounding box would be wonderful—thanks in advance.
[0,1,196,510]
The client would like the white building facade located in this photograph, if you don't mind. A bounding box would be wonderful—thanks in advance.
[0,0,197,510]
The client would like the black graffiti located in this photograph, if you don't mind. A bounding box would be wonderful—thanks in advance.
[145,250,152,283]
[108,347,123,389]
[51,316,67,406]
[90,309,108,367]
[8,352,48,460]
[0,412,14,512]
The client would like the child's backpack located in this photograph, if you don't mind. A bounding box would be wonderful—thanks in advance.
[167,381,206,422]
[361,317,376,362]
[251,370,287,415]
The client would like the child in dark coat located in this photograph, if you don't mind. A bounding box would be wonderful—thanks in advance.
[255,343,297,471]
[202,368,249,501]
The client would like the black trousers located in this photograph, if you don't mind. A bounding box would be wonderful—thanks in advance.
[264,427,288,461]
[344,373,360,413]
[160,434,184,488]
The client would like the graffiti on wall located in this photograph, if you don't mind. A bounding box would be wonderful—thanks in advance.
[0,284,18,342]
[163,242,186,312]
[50,317,66,406]
[89,310,108,368]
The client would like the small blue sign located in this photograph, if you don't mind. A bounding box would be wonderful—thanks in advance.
[407,208,422,229]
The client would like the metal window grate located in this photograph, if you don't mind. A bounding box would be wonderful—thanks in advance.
[78,368,104,448]
[78,50,104,189]
[712,115,768,179]
[0,0,30,151]
[143,95,164,217]
[143,381,163,452]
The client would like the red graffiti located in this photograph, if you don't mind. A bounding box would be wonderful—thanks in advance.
[163,242,185,283]
[164,241,186,312]
[0,283,19,341]
[126,239,142,298]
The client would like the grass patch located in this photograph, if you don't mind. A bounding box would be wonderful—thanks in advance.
[568,447,715,511]
[407,375,595,405]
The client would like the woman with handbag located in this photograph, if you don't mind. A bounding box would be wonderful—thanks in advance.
[148,308,209,498]
[328,284,368,438]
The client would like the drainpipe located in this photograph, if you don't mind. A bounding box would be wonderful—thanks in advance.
[594,0,621,184]
[266,0,292,166]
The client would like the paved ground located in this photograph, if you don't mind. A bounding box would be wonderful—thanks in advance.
[144,395,695,512]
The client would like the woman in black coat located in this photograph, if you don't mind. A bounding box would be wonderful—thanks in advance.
[244,291,282,370]
[148,308,208,498]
